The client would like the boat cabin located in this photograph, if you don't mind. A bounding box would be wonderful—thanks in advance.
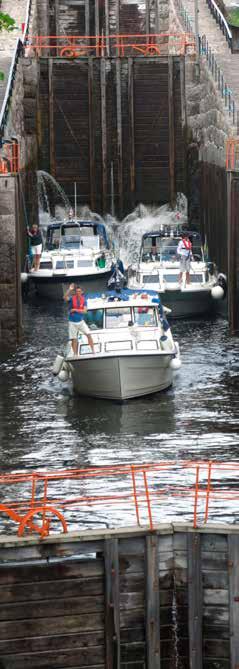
[45,221,110,252]
[140,230,203,263]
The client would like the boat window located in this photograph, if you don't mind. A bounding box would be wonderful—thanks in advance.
[80,236,100,251]
[133,307,157,326]
[45,228,60,250]
[163,274,178,283]
[190,273,203,283]
[105,307,131,328]
[160,238,178,261]
[143,274,159,284]
[61,235,81,250]
[85,309,104,330]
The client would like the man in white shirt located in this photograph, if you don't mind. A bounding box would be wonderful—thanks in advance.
[177,233,192,285]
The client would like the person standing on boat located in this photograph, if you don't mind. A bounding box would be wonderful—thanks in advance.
[177,232,192,285]
[64,284,95,356]
[27,223,43,272]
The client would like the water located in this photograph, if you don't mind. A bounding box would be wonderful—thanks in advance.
[0,298,239,532]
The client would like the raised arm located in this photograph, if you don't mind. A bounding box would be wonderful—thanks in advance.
[64,283,75,302]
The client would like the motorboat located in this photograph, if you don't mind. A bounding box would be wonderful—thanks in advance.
[53,288,181,401]
[127,229,226,318]
[24,220,115,299]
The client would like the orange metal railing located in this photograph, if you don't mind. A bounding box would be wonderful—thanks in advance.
[0,461,239,539]
[226,138,239,171]
[26,33,196,59]
[0,140,20,175]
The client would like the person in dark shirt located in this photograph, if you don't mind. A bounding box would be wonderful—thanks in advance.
[27,224,43,271]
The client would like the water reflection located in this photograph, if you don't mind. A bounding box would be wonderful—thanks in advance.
[0,300,239,528]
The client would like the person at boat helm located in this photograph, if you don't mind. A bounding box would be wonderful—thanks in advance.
[64,284,95,356]
[177,232,192,285]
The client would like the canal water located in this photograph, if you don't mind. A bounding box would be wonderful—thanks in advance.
[0,297,239,532]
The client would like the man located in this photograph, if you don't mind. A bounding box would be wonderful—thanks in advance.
[177,232,192,285]
[64,284,95,356]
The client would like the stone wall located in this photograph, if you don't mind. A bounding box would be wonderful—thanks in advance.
[0,176,22,349]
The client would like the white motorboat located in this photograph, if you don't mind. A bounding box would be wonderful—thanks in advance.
[127,229,226,318]
[53,289,181,401]
[24,220,115,299]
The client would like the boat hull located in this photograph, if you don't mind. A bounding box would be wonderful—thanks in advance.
[68,353,173,400]
[28,271,112,299]
[161,288,213,318]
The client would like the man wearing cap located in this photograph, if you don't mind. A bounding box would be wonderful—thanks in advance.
[64,284,95,355]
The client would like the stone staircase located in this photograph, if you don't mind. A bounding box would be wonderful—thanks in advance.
[0,0,28,122]
[177,0,239,107]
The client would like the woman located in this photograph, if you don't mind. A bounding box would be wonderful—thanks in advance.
[27,224,43,271]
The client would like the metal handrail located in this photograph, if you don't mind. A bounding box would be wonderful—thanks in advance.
[0,39,23,134]
[198,35,238,129]
[0,0,33,136]
[0,460,239,537]
[206,0,232,49]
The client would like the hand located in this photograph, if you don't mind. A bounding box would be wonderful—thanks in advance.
[69,283,75,291]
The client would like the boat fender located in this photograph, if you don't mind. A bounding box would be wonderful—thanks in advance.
[52,355,64,376]
[58,364,69,382]
[211,285,224,300]
[160,335,174,352]
[170,356,182,370]
[21,272,29,284]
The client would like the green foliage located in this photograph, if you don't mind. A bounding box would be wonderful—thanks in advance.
[0,12,16,32]
[227,8,239,26]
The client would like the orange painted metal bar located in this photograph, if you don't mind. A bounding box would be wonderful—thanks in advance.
[131,465,140,526]
[204,461,212,524]
[143,470,153,530]
[193,465,200,529]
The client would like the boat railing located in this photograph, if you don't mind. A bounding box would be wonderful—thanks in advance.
[0,460,237,538]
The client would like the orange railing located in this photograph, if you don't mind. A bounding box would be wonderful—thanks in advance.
[26,33,196,58]
[226,138,239,170]
[0,461,239,539]
[0,140,20,175]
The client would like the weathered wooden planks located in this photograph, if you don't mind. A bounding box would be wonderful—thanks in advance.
[39,56,186,216]
[0,525,237,668]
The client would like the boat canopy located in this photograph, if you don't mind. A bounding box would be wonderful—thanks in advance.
[45,220,110,250]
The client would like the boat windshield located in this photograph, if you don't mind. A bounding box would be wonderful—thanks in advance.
[133,307,157,326]
[105,307,131,328]
[141,235,203,261]
[85,309,104,330]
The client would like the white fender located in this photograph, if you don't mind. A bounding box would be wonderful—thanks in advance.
[58,366,69,382]
[211,285,224,300]
[21,272,29,284]
[52,355,64,376]
[170,356,182,370]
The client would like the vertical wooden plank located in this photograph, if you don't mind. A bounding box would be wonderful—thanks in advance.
[88,58,96,211]
[116,0,120,34]
[146,534,160,669]
[128,58,135,210]
[116,58,123,219]
[95,0,100,39]
[228,175,239,334]
[101,58,107,214]
[146,0,150,35]
[168,56,176,208]
[105,0,110,56]
[48,58,55,177]
[85,0,90,37]
[228,534,239,667]
[105,538,120,669]
[180,56,186,129]
[155,0,160,33]
[188,533,203,669]
[55,0,60,35]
